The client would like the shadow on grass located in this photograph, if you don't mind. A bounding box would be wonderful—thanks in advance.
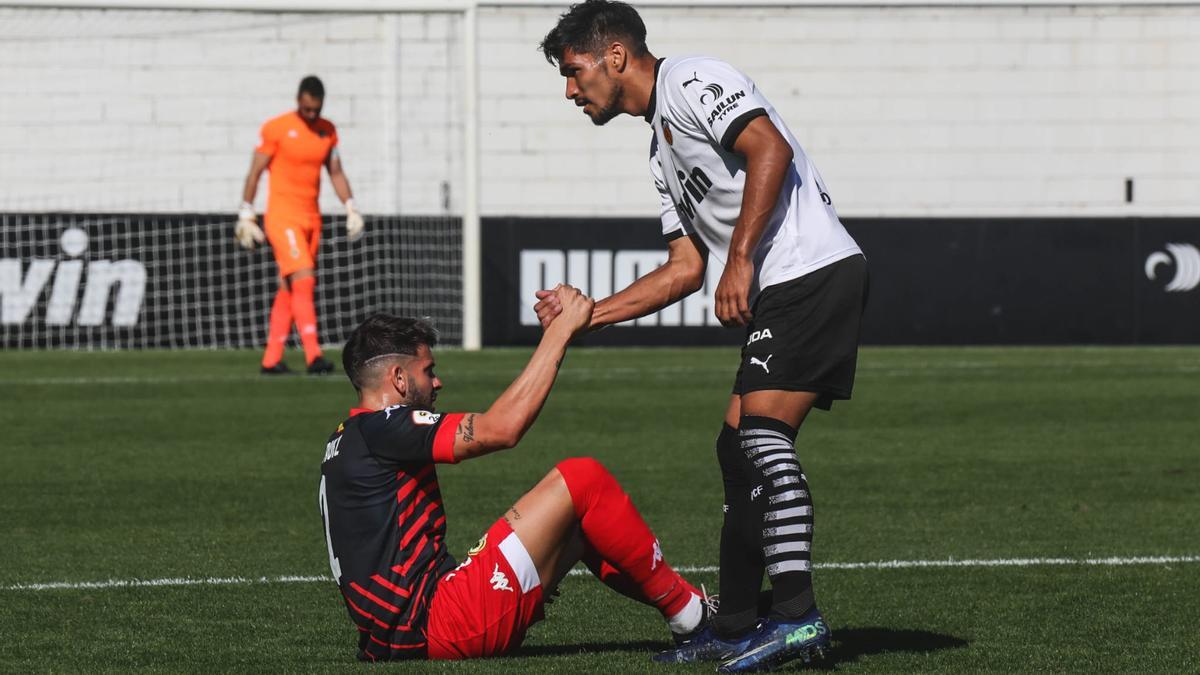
[515,628,964,664]
[799,626,969,670]
[517,640,664,657]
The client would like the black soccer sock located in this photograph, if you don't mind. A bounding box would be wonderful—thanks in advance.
[739,415,816,619]
[711,423,764,638]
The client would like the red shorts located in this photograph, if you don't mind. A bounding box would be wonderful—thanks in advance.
[264,210,321,278]
[425,519,544,659]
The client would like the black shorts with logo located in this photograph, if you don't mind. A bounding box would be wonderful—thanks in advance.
[732,254,869,411]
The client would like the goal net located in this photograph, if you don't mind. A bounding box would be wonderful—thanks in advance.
[0,6,467,348]
[0,213,462,349]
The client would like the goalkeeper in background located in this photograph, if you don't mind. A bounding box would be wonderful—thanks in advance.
[235,75,363,375]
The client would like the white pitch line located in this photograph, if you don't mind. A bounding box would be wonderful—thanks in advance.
[5,555,1198,592]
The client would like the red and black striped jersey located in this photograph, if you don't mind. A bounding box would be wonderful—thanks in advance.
[318,405,465,661]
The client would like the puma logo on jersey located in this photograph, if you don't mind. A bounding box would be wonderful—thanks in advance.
[651,540,664,571]
[750,355,773,373]
[746,328,773,345]
[490,564,513,592]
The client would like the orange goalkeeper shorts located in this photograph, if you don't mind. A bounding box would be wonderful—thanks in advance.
[264,210,322,278]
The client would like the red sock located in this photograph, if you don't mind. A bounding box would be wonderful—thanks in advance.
[289,275,322,364]
[261,286,293,368]
[556,457,699,619]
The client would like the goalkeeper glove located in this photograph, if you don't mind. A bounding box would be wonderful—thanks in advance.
[235,202,265,250]
[344,199,365,242]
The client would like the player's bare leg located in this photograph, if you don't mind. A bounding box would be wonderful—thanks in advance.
[713,390,831,672]
[503,461,707,638]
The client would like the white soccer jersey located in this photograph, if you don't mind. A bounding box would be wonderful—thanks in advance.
[647,56,862,297]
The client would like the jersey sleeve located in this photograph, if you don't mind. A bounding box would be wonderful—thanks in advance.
[666,59,770,152]
[357,407,465,465]
[650,136,686,242]
[255,119,278,156]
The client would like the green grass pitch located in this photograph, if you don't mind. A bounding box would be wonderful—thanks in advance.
[1,346,1198,673]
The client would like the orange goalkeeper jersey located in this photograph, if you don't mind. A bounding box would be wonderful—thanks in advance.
[256,111,339,217]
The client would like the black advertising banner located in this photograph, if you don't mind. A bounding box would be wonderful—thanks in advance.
[482,216,1200,346]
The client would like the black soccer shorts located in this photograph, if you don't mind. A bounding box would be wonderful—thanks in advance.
[732,254,869,411]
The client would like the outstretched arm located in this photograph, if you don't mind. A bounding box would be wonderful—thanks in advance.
[534,233,706,331]
[450,285,594,461]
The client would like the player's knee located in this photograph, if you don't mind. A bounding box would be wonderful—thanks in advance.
[556,456,609,482]
[555,457,615,508]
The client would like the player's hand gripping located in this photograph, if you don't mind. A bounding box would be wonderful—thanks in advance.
[533,287,564,329]
[546,285,594,340]
[234,202,265,250]
[715,254,754,327]
[344,199,365,242]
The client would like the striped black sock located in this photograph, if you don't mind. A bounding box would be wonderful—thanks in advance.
[739,415,816,619]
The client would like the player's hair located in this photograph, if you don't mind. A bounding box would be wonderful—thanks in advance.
[539,0,648,66]
[343,314,439,391]
[298,75,325,99]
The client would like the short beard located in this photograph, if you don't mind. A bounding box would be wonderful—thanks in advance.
[403,387,435,411]
[589,81,623,126]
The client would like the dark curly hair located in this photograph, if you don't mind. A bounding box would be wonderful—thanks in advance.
[539,0,648,66]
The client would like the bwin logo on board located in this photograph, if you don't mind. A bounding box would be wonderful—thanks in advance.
[1144,243,1200,292]
[0,227,147,326]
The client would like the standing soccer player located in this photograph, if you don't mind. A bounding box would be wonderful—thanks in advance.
[235,75,364,375]
[537,2,868,670]
[319,289,711,661]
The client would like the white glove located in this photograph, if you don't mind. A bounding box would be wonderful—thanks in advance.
[344,199,365,242]
[234,202,265,250]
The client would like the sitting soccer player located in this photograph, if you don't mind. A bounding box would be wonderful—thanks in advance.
[318,286,709,661]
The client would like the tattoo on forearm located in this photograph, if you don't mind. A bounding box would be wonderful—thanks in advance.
[508,507,521,520]
[458,413,477,444]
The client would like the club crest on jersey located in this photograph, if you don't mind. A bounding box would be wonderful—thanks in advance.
[411,410,441,426]
[468,534,488,557]
[662,119,674,145]
[490,563,513,592]
[746,328,774,345]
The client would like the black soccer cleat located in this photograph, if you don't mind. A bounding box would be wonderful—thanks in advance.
[261,361,293,375]
[654,626,756,664]
[717,607,832,672]
[306,356,335,375]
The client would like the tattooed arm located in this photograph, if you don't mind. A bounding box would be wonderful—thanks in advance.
[450,285,594,462]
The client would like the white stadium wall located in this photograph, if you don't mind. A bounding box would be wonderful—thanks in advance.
[0,2,1197,218]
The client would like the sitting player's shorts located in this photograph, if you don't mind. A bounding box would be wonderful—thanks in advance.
[264,210,322,277]
[733,254,869,410]
[425,518,544,659]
